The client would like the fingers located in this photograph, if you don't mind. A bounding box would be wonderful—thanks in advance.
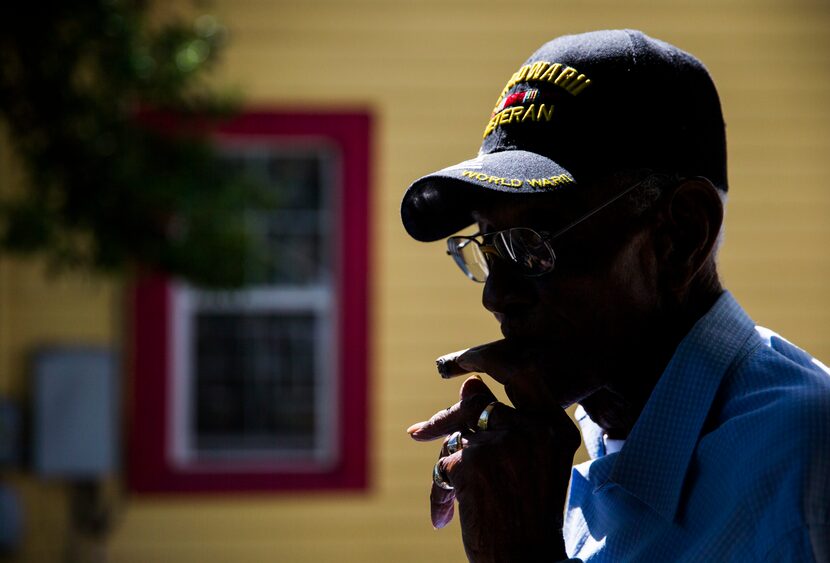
[407,376,498,441]
[474,401,523,432]
[504,371,559,413]
[421,399,578,531]
[458,374,494,401]
[429,410,577,530]
[457,340,561,413]
[431,449,461,529]
[430,481,455,529]
[455,340,520,384]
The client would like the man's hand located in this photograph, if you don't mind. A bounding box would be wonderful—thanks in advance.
[407,340,581,563]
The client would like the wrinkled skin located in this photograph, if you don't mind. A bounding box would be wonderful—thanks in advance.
[408,178,725,562]
[410,369,580,561]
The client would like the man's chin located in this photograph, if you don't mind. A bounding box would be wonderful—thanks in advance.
[557,387,606,410]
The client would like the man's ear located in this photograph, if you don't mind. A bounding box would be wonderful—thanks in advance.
[654,177,724,293]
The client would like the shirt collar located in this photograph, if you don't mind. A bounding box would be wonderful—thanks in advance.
[587,291,761,522]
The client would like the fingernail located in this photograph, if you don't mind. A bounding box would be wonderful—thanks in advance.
[406,423,421,434]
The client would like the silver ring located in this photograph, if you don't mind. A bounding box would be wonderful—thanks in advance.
[477,401,499,431]
[446,431,463,455]
[433,460,453,490]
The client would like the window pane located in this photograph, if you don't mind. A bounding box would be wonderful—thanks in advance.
[193,312,318,454]
[179,145,337,465]
[225,150,332,286]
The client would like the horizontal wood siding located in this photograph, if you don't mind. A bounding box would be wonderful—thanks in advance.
[1,0,827,560]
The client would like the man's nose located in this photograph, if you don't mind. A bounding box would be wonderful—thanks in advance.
[482,258,535,314]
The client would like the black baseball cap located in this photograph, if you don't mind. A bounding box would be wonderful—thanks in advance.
[401,29,727,242]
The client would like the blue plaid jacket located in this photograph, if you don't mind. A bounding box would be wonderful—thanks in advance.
[564,292,830,562]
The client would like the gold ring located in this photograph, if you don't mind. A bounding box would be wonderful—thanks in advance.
[477,401,499,431]
[433,460,453,490]
[446,431,463,455]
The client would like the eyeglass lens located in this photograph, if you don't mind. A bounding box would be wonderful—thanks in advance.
[448,228,554,282]
[493,229,554,275]
[451,238,489,282]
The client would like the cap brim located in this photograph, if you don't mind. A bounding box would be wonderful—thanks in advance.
[401,150,576,242]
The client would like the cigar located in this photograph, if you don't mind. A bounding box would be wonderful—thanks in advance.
[436,348,472,379]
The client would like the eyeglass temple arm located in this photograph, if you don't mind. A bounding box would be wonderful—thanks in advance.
[547,178,646,240]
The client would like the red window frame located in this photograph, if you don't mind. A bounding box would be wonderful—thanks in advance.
[127,111,371,493]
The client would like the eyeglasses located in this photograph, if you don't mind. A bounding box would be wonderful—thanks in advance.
[446,179,646,282]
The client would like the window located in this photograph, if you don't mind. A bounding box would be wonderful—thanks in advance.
[129,112,371,492]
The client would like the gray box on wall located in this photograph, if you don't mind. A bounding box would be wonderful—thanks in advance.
[33,348,119,477]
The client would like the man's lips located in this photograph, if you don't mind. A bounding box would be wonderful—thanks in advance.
[495,312,541,340]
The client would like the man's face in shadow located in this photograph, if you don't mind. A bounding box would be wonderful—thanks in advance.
[469,186,663,409]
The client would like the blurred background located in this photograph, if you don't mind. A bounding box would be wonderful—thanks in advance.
[1,0,829,561]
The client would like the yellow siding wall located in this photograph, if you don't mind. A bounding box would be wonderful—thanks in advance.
[1,0,829,561]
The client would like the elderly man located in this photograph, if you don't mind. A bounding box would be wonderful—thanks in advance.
[402,30,830,562]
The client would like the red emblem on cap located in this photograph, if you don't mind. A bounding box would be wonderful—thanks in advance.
[493,89,538,115]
